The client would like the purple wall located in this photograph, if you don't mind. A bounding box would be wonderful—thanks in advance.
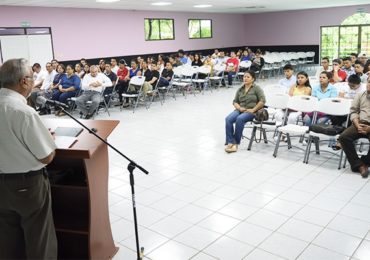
[0,4,369,60]
[244,4,370,46]
[0,6,245,61]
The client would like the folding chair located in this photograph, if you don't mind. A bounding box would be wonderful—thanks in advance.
[192,66,211,93]
[171,66,196,98]
[247,93,290,150]
[273,95,318,158]
[209,64,226,90]
[121,76,145,113]
[303,98,352,169]
[236,61,252,81]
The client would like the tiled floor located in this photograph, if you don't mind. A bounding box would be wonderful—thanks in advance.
[72,78,370,259]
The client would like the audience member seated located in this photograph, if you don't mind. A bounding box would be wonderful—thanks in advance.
[110,58,119,74]
[127,60,151,94]
[275,71,312,126]
[250,49,265,73]
[51,59,59,70]
[99,59,106,73]
[315,57,332,79]
[350,53,358,64]
[80,58,87,67]
[225,71,265,153]
[143,63,160,96]
[157,62,174,89]
[169,55,181,68]
[30,62,56,112]
[83,63,90,76]
[278,64,296,92]
[157,54,166,72]
[51,64,81,116]
[342,57,355,80]
[339,76,370,178]
[240,49,250,61]
[116,59,130,105]
[331,58,347,83]
[338,74,365,99]
[303,71,338,126]
[211,49,220,59]
[215,51,227,66]
[75,63,85,78]
[354,61,368,83]
[225,51,239,86]
[365,60,370,76]
[103,63,118,103]
[32,63,46,89]
[75,65,112,119]
[358,52,368,66]
[178,49,189,65]
[192,53,203,67]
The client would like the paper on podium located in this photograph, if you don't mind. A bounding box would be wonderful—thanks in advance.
[54,136,78,149]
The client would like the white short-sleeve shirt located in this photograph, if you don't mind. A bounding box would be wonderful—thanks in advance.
[0,88,56,173]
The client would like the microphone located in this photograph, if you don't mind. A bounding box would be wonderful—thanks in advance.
[37,96,69,109]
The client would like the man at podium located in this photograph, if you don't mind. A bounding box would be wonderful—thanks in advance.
[0,58,57,259]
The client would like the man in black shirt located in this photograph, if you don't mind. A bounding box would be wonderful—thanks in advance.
[157,62,174,88]
[103,63,118,103]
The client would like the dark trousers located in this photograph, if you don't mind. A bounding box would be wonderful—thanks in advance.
[339,124,370,172]
[0,169,57,259]
[117,81,129,102]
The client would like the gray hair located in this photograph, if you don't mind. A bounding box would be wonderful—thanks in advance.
[90,65,99,71]
[0,58,30,89]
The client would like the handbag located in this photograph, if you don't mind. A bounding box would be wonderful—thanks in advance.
[254,108,269,122]
[309,123,345,136]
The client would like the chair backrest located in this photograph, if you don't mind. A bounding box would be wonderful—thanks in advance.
[239,60,252,69]
[316,97,352,116]
[287,95,318,113]
[181,66,196,77]
[263,84,287,95]
[214,63,226,72]
[130,76,145,86]
[265,93,290,109]
[198,66,211,75]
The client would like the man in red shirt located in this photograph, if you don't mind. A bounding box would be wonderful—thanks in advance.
[116,59,129,104]
[331,58,347,83]
[225,51,239,86]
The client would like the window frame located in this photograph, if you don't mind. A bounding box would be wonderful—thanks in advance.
[188,19,212,39]
[144,18,175,41]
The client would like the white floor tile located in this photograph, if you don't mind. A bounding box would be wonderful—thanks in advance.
[218,201,259,220]
[112,245,138,260]
[353,240,370,260]
[308,195,347,213]
[174,225,221,250]
[327,215,370,239]
[203,236,254,260]
[236,191,275,208]
[227,221,273,246]
[243,248,286,260]
[172,204,213,224]
[297,244,349,260]
[197,212,240,234]
[258,233,308,259]
[121,228,169,254]
[211,185,247,200]
[252,182,288,197]
[294,206,336,227]
[149,216,193,238]
[277,218,323,242]
[340,203,370,223]
[149,196,188,214]
[246,209,289,231]
[147,240,198,260]
[312,229,362,256]
[193,194,232,211]
[264,198,304,217]
[278,189,316,205]
[190,252,218,260]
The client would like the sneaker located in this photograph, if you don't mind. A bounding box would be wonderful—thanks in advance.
[122,102,130,108]
[225,144,238,153]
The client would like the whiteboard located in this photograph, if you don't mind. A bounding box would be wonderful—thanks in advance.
[28,34,53,67]
[0,35,29,62]
[0,34,54,67]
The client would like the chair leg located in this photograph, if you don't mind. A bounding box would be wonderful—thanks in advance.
[304,136,313,164]
[314,137,320,155]
[273,132,282,157]
[286,133,292,149]
[247,126,257,151]
[262,129,268,144]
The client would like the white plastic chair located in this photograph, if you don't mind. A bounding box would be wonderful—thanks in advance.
[247,93,290,150]
[273,95,318,157]
[121,75,145,113]
[303,98,352,168]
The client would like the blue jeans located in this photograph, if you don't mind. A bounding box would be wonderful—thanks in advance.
[225,110,255,145]
[52,90,77,104]
[227,72,236,86]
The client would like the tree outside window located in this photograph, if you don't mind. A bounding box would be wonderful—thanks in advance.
[144,18,174,41]
[188,19,212,39]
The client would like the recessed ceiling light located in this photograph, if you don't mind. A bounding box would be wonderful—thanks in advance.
[96,0,120,3]
[151,2,172,6]
[194,4,212,8]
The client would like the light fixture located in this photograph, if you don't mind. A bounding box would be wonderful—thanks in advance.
[151,2,172,6]
[34,30,47,34]
[96,0,120,3]
[194,4,212,8]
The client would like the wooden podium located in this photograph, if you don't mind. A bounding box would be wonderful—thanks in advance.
[43,119,119,259]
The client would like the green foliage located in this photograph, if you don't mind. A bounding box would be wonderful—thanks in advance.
[342,13,370,25]
[144,18,174,41]
[188,19,212,39]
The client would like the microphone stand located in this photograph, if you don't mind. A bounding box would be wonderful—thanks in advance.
[57,105,147,260]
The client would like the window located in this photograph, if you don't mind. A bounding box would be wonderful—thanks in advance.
[144,19,174,41]
[188,19,212,39]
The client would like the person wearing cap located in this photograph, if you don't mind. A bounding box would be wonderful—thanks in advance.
[358,52,368,66]
[0,58,57,258]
